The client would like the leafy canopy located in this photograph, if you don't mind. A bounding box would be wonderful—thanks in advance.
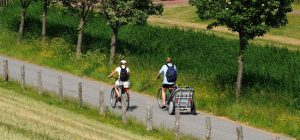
[190,0,293,40]
[99,0,163,30]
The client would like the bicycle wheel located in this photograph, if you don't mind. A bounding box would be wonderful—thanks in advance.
[121,92,129,110]
[157,88,165,109]
[110,88,117,108]
[168,100,175,115]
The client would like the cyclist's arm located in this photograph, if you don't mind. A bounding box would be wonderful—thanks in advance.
[156,72,161,79]
[156,66,164,79]
[108,70,117,78]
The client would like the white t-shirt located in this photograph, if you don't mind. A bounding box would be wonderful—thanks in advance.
[115,65,130,79]
[159,63,176,85]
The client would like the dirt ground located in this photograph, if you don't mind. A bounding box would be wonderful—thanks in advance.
[293,10,300,15]
[155,0,188,6]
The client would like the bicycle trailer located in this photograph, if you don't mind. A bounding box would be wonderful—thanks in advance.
[168,86,196,115]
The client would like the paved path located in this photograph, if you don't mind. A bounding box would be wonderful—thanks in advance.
[0,55,295,140]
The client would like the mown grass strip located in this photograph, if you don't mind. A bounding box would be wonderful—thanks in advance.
[0,79,198,140]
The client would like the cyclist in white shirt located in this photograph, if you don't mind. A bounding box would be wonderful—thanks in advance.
[156,57,177,108]
[108,60,130,100]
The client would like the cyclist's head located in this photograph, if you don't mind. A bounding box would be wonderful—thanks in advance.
[120,60,127,65]
[166,57,172,63]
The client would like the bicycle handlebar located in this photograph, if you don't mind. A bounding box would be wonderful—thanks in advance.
[109,75,118,80]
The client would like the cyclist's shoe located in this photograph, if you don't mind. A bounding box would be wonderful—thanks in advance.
[161,105,167,109]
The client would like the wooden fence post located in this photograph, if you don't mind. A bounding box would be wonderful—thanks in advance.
[21,65,25,88]
[122,96,127,124]
[38,70,43,94]
[175,109,180,140]
[236,126,243,140]
[146,104,153,131]
[78,82,83,106]
[3,60,8,82]
[58,76,63,100]
[205,117,212,140]
[99,89,105,115]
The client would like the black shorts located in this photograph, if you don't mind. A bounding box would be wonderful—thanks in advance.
[162,84,175,88]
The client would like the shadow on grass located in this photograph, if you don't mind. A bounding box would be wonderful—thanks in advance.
[9,16,112,53]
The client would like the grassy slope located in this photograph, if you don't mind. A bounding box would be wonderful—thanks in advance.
[0,80,197,140]
[0,2,299,139]
[0,88,146,140]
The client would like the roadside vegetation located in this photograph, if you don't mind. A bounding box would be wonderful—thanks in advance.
[0,2,299,139]
[0,79,197,140]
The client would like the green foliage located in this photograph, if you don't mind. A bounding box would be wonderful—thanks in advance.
[190,0,293,40]
[99,0,163,29]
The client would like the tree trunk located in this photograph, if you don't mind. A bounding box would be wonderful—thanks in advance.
[18,8,26,39]
[76,17,85,59]
[42,1,48,37]
[109,28,118,64]
[236,33,247,103]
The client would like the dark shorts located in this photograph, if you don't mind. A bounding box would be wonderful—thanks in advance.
[162,84,175,88]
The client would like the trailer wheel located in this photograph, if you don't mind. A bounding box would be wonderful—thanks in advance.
[191,101,196,115]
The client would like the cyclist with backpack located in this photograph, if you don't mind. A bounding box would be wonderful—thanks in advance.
[108,60,130,100]
[156,57,177,109]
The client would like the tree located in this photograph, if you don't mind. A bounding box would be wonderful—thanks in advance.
[99,0,163,64]
[190,0,293,101]
[41,0,57,38]
[62,0,99,59]
[19,0,32,39]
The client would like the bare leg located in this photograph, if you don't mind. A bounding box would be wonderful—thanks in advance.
[115,87,120,97]
[162,87,167,106]
[125,88,130,100]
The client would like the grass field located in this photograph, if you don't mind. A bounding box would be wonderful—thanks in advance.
[149,5,300,46]
[0,2,299,139]
[0,88,147,140]
[0,80,197,140]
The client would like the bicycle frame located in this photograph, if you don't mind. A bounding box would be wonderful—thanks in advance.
[166,87,176,105]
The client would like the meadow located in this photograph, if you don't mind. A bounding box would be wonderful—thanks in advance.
[150,4,300,40]
[0,2,299,138]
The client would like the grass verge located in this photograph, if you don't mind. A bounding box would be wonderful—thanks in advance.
[0,79,198,140]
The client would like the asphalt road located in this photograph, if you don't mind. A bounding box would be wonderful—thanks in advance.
[0,55,295,140]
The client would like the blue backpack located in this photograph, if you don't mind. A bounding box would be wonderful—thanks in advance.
[166,65,177,82]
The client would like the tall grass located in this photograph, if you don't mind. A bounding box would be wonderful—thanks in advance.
[0,2,299,138]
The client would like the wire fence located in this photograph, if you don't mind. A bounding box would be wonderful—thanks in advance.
[0,59,286,140]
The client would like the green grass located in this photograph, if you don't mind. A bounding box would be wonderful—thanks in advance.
[0,88,147,140]
[268,14,300,39]
[0,79,198,140]
[293,4,300,10]
[0,2,299,139]
[153,5,300,41]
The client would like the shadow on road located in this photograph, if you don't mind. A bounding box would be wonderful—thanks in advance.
[116,105,139,112]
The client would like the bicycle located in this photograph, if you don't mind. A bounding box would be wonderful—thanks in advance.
[157,85,196,115]
[109,76,129,110]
